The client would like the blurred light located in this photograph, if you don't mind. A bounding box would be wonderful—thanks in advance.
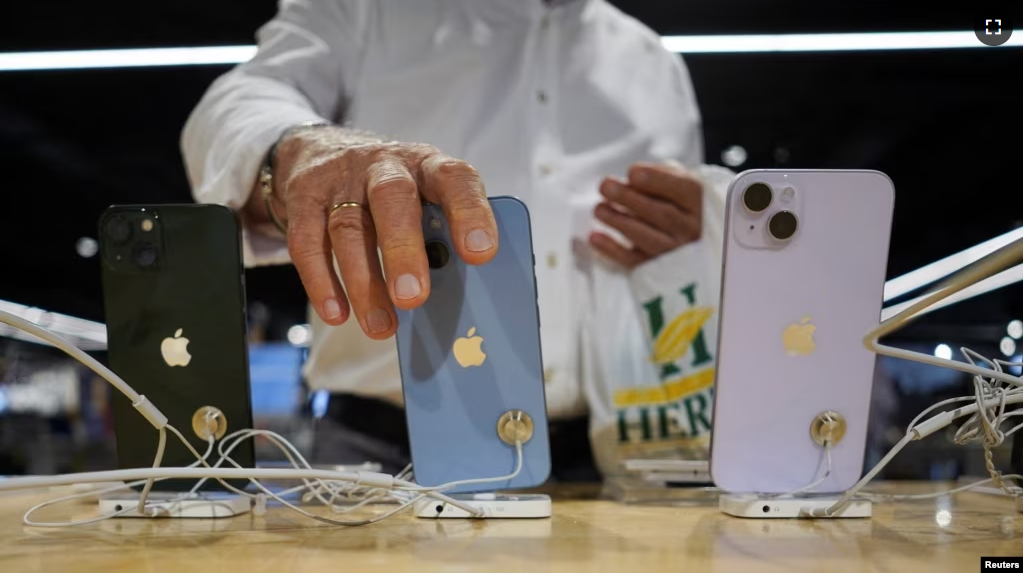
[934,344,952,360]
[773,147,790,164]
[286,324,311,347]
[311,390,329,418]
[1011,355,1022,376]
[0,388,7,414]
[1001,337,1016,357]
[2,368,79,416]
[935,509,952,528]
[721,145,747,167]
[0,299,106,350]
[1,32,1021,73]
[1000,516,1016,536]
[884,227,1023,303]
[1008,319,1023,340]
[248,301,270,324]
[0,46,257,71]
[660,31,1023,53]
[75,237,98,258]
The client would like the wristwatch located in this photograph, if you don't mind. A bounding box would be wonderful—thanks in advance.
[259,121,333,234]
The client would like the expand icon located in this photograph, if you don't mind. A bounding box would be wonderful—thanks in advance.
[975,16,1014,46]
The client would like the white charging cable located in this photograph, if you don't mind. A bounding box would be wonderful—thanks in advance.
[23,435,217,527]
[771,444,833,498]
[801,236,1023,517]
[0,307,528,527]
[803,375,1023,517]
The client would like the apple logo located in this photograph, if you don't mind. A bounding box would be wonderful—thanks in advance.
[782,316,816,356]
[452,327,487,368]
[161,328,192,367]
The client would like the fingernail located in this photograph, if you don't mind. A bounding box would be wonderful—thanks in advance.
[604,180,622,196]
[632,168,648,185]
[466,229,494,252]
[395,274,422,300]
[323,298,342,320]
[366,309,392,334]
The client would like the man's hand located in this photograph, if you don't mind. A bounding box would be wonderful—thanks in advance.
[266,127,498,340]
[588,162,703,269]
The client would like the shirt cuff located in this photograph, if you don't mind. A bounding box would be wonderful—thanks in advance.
[242,228,294,267]
[192,109,329,268]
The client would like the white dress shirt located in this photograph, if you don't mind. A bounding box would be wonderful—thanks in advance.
[181,0,705,420]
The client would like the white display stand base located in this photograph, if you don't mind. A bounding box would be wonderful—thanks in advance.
[413,493,551,519]
[719,493,872,519]
[101,491,251,518]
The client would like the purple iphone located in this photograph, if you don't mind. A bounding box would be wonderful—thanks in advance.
[710,170,895,494]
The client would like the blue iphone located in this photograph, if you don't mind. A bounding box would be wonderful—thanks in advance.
[395,196,551,493]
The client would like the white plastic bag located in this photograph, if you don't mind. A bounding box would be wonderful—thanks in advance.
[581,164,734,477]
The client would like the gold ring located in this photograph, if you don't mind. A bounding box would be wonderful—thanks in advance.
[330,201,362,214]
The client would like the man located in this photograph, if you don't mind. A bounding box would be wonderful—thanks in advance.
[182,0,727,479]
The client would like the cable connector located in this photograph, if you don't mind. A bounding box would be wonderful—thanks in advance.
[354,472,395,489]
[912,411,954,440]
[253,493,267,517]
[132,395,168,430]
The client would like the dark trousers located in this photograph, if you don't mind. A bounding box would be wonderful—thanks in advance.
[311,393,600,482]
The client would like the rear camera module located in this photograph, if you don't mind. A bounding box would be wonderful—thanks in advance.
[742,183,773,214]
[104,216,132,244]
[425,240,450,269]
[768,210,798,241]
[133,242,158,268]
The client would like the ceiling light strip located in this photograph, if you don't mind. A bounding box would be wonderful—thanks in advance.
[0,31,1020,71]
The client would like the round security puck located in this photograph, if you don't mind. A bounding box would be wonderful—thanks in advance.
[496,410,534,446]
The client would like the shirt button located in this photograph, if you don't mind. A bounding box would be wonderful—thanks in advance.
[538,164,552,176]
[540,15,550,30]
[547,253,558,268]
[544,368,554,383]
[537,91,548,104]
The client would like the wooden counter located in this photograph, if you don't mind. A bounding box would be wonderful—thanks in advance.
[0,482,1019,572]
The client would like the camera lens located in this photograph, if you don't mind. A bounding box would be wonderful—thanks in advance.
[133,242,158,268]
[742,183,773,213]
[425,240,450,269]
[768,210,798,241]
[104,216,132,244]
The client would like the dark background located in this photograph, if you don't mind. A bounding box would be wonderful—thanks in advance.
[1,0,1021,343]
